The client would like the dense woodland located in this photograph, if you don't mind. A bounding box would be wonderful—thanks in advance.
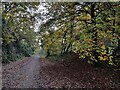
[2,2,120,68]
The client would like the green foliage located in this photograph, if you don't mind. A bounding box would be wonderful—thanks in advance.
[2,2,120,68]
[41,2,120,67]
[2,2,39,63]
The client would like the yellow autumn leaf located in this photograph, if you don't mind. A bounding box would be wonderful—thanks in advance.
[99,56,103,60]
[101,45,105,49]
[104,56,108,61]
[96,50,100,52]
[103,58,106,61]
[101,51,106,55]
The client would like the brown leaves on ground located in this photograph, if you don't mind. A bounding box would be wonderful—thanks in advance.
[38,53,120,89]
[2,56,40,88]
[2,54,120,89]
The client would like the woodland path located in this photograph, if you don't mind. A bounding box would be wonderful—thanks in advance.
[2,55,41,88]
[2,53,120,89]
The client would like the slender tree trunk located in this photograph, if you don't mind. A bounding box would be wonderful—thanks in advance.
[112,9,118,59]
[65,20,74,54]
[61,30,67,55]
[65,44,71,54]
[46,49,50,57]
[91,3,99,66]
[70,18,74,52]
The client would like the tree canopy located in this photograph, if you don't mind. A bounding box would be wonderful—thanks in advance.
[2,2,120,67]
[38,2,120,67]
[2,2,40,63]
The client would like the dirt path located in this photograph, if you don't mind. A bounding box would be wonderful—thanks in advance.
[2,54,120,89]
[2,55,41,88]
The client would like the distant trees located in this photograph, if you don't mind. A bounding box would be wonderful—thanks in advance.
[2,2,39,63]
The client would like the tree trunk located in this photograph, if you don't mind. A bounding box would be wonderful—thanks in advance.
[91,3,99,66]
[61,30,67,55]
